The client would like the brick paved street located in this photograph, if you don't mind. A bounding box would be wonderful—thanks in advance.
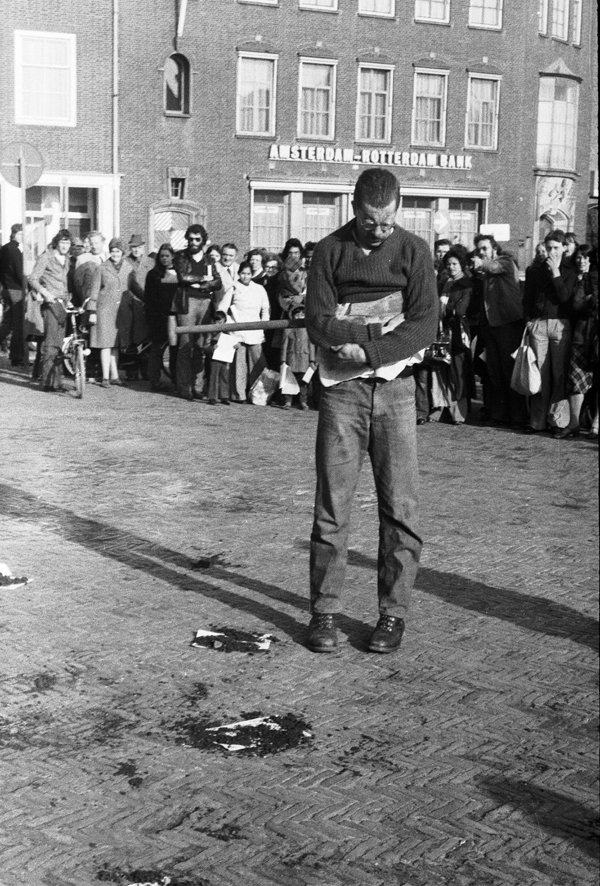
[0,357,598,886]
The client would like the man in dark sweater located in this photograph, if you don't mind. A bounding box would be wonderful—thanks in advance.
[0,223,25,366]
[305,168,438,655]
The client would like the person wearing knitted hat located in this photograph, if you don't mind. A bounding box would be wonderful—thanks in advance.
[87,238,131,387]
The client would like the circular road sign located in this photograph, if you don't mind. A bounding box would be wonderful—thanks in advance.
[0,142,44,189]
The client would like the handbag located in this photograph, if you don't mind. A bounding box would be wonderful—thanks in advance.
[24,291,45,339]
[511,328,541,396]
[421,322,452,367]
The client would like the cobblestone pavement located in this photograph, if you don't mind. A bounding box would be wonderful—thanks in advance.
[0,357,598,886]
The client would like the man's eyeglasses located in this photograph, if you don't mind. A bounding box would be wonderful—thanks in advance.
[188,235,204,242]
[356,212,395,233]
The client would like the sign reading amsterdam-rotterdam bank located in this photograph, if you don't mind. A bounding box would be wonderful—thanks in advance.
[269,144,473,170]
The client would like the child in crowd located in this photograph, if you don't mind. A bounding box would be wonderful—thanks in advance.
[205,310,236,405]
[280,304,316,410]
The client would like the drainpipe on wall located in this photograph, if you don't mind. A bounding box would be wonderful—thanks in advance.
[113,0,120,237]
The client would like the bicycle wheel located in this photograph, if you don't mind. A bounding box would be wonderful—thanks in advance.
[74,343,85,399]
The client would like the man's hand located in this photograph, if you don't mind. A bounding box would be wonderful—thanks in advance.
[546,254,562,277]
[470,256,483,271]
[331,343,367,363]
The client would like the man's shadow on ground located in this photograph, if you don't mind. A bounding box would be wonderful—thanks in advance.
[0,483,597,653]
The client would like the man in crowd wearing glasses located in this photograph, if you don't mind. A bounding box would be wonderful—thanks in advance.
[305,168,438,655]
[173,224,222,400]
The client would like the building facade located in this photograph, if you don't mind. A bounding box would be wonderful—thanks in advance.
[1,1,597,266]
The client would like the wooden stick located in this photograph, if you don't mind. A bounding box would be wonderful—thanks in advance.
[174,318,306,334]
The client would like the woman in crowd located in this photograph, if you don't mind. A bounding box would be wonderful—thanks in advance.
[206,244,222,264]
[144,243,179,391]
[556,244,598,438]
[246,248,268,287]
[278,238,306,316]
[262,253,284,372]
[28,229,73,392]
[428,249,474,425]
[87,237,132,387]
[229,260,270,403]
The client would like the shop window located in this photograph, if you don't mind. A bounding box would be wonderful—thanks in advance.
[358,0,395,16]
[551,0,570,40]
[298,60,337,140]
[447,199,480,247]
[399,198,434,247]
[252,191,289,251]
[466,76,500,150]
[299,0,338,9]
[538,0,549,33]
[415,0,450,23]
[164,54,190,115]
[357,66,393,142]
[468,0,503,29]
[237,53,277,135]
[25,185,97,241]
[302,193,341,242]
[14,30,76,126]
[536,76,579,170]
[412,71,448,147]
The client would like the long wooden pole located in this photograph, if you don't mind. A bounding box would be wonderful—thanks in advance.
[174,318,306,335]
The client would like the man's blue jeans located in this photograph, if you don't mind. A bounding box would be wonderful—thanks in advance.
[310,372,422,619]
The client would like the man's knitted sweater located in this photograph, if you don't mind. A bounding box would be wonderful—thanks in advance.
[305,220,438,370]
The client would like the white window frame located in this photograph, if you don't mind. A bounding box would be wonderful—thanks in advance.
[536,75,579,171]
[236,52,278,137]
[299,0,338,10]
[465,74,501,151]
[571,0,582,44]
[414,0,450,24]
[358,0,396,18]
[411,68,448,148]
[551,0,570,41]
[468,0,503,30]
[356,64,394,144]
[297,58,337,140]
[538,0,549,34]
[14,30,77,127]
[239,0,278,5]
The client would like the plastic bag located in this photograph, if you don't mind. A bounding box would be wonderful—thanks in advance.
[249,368,280,405]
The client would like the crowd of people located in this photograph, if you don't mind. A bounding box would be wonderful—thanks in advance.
[0,219,597,438]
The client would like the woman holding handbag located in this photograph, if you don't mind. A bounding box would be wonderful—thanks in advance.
[428,250,475,425]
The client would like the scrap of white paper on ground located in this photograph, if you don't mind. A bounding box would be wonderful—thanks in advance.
[191,628,272,652]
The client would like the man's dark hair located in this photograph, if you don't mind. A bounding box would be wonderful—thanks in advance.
[474,233,500,253]
[10,223,23,238]
[221,242,238,253]
[353,168,400,210]
[185,223,208,244]
[434,238,452,250]
[51,228,72,248]
[544,229,567,246]
[564,231,578,244]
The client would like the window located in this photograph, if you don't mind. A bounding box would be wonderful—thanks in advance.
[357,66,393,142]
[538,0,549,33]
[253,191,289,251]
[571,0,582,44]
[468,0,503,29]
[536,76,579,169]
[237,53,277,135]
[412,71,448,146]
[358,0,395,17]
[399,198,434,244]
[164,54,190,115]
[14,30,76,126]
[551,0,569,40]
[302,193,341,242]
[447,199,480,246]
[415,0,450,23]
[299,0,338,9]
[298,60,336,139]
[466,76,500,150]
[26,185,97,240]
[170,179,186,200]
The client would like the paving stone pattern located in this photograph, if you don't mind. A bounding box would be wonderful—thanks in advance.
[0,360,598,886]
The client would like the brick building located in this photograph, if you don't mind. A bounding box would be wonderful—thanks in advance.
[1,0,597,266]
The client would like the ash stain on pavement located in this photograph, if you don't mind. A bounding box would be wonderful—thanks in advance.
[32,672,58,693]
[96,865,210,885]
[114,759,144,788]
[170,710,313,756]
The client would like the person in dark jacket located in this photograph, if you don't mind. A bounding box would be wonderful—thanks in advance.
[0,223,25,366]
[523,229,577,433]
[471,234,527,427]
[144,243,179,391]
[173,224,222,400]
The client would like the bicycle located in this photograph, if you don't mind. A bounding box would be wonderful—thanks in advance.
[61,306,91,399]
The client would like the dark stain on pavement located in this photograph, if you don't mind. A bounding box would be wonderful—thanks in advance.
[170,710,313,755]
[96,865,210,885]
[32,673,58,693]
